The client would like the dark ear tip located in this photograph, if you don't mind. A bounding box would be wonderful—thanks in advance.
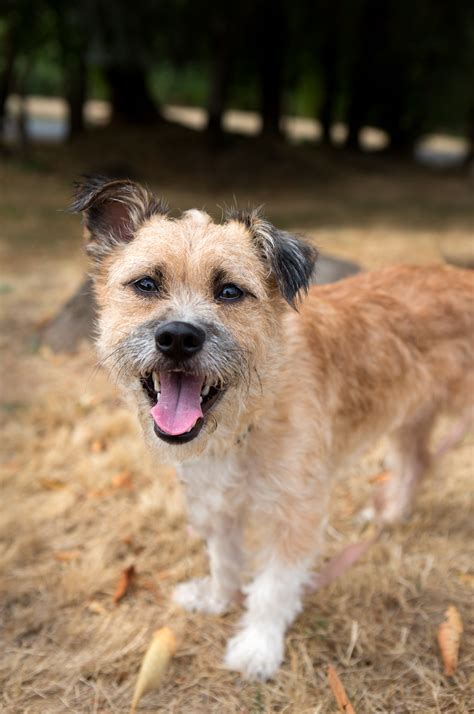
[69,175,110,214]
[69,175,140,214]
[278,232,318,305]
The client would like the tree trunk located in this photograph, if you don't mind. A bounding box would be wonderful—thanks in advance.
[345,90,365,150]
[206,16,232,145]
[66,52,87,140]
[345,0,380,150]
[387,122,414,155]
[463,102,474,172]
[319,0,340,144]
[52,5,88,140]
[320,45,338,144]
[14,65,31,156]
[257,0,285,138]
[107,66,159,125]
[0,18,18,141]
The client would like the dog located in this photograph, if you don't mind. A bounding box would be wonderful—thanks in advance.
[72,177,474,680]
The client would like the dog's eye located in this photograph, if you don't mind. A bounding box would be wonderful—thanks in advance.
[217,284,244,302]
[133,277,159,293]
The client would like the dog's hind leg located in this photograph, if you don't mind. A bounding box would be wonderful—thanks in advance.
[434,408,472,458]
[377,409,436,524]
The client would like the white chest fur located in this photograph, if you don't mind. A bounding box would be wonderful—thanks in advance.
[177,450,248,534]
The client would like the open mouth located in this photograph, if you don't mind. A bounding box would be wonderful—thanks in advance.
[140,371,223,444]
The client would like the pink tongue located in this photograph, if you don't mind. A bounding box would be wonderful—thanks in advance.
[150,373,203,436]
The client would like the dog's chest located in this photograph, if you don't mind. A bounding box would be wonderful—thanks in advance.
[177,451,248,527]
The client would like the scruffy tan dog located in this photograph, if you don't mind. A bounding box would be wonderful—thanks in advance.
[73,177,474,680]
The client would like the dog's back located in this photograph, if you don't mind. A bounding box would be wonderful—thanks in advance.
[295,264,473,521]
[298,264,473,459]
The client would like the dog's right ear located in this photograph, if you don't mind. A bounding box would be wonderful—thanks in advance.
[70,176,168,261]
[226,207,317,308]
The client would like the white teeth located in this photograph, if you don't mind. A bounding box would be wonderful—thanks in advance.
[199,396,203,404]
[153,372,161,392]
[201,384,210,397]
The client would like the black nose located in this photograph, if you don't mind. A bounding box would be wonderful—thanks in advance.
[155,321,206,361]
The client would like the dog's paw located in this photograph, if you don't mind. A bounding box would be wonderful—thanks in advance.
[224,626,284,680]
[172,577,234,615]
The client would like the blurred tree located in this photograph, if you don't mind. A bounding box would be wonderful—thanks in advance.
[318,0,343,144]
[50,1,88,139]
[2,0,473,153]
[257,0,286,137]
[206,5,234,142]
[90,0,161,124]
[344,0,378,150]
[342,0,474,152]
[0,2,20,142]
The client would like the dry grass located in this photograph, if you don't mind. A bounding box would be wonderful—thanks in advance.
[1,133,473,713]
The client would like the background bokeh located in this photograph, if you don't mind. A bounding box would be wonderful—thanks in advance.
[1,0,474,156]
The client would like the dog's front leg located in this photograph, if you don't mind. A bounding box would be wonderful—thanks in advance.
[224,556,312,680]
[225,493,327,680]
[173,477,244,615]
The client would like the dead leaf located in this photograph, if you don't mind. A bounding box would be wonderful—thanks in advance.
[327,664,356,714]
[458,573,474,588]
[113,565,136,605]
[90,439,106,453]
[54,549,81,562]
[86,600,108,615]
[86,488,108,500]
[130,627,177,713]
[139,578,161,597]
[39,478,67,490]
[368,470,391,484]
[111,471,133,490]
[437,605,463,676]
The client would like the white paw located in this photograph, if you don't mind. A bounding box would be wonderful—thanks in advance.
[172,577,234,615]
[224,625,284,680]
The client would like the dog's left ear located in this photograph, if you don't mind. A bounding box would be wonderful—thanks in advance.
[229,210,317,307]
[70,176,167,261]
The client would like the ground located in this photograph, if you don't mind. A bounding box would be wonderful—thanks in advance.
[1,125,473,713]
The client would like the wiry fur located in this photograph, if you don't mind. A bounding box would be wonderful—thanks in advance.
[71,176,169,261]
[74,178,474,680]
[225,206,317,306]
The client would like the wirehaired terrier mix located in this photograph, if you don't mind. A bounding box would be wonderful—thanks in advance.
[73,177,473,680]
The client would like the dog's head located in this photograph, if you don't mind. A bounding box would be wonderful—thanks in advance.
[72,177,316,460]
